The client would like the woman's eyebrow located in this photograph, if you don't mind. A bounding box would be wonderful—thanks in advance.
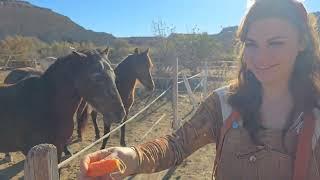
[245,36,288,43]
[267,36,288,42]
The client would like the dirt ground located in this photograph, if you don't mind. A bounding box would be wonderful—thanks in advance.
[0,70,220,180]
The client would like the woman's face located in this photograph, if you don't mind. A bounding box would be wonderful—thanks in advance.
[244,18,305,86]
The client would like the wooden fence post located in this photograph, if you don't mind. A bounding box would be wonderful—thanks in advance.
[24,144,59,180]
[172,57,179,130]
[182,73,198,109]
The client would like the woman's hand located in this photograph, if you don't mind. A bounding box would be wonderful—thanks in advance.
[78,147,139,180]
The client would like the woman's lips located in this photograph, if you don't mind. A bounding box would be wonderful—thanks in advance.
[254,63,280,70]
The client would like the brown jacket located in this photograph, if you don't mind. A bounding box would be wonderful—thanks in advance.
[132,87,320,180]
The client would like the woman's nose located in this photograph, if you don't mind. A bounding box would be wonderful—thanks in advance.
[253,47,270,65]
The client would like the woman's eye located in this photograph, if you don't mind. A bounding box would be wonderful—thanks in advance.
[245,42,257,48]
[269,41,284,47]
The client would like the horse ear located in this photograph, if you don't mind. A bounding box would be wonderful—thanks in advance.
[102,47,110,56]
[72,51,87,58]
[134,48,140,54]
[144,48,150,55]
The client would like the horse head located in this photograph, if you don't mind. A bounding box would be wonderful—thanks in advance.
[72,49,126,123]
[131,48,155,91]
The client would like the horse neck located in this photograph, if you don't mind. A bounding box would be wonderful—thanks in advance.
[42,60,82,118]
[115,63,137,102]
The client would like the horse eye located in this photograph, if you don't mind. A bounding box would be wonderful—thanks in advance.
[91,74,105,82]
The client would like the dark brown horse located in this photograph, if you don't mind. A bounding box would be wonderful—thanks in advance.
[2,48,129,158]
[3,67,80,158]
[3,67,46,161]
[0,49,126,163]
[4,68,72,159]
[77,48,154,149]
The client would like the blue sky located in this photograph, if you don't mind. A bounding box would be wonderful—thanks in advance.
[27,0,319,37]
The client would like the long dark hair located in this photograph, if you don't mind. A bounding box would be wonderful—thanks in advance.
[228,0,320,144]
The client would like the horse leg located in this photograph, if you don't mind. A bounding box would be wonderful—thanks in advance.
[91,111,100,140]
[77,114,83,141]
[77,101,89,141]
[63,145,72,157]
[100,120,111,150]
[120,115,128,147]
[77,129,82,141]
[77,111,82,141]
[4,153,12,162]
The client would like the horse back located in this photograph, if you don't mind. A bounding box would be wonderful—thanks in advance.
[0,77,51,126]
[4,67,43,84]
[0,77,56,152]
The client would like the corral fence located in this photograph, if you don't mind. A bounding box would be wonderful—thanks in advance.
[23,58,235,179]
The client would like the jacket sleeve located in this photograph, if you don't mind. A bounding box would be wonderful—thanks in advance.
[131,92,223,174]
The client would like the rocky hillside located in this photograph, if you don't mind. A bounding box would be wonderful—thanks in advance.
[0,0,115,45]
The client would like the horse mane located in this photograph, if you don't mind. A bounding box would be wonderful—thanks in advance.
[42,52,78,79]
[145,52,153,68]
[42,49,108,81]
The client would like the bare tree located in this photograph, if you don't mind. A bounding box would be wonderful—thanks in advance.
[151,19,176,64]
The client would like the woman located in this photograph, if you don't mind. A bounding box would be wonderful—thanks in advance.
[79,0,320,179]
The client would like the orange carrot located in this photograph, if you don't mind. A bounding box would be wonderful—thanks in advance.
[86,158,126,177]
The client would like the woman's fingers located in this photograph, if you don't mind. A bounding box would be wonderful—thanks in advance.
[80,149,115,178]
[88,149,113,163]
[79,147,136,180]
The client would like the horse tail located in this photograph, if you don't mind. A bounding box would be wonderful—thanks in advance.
[77,99,90,137]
